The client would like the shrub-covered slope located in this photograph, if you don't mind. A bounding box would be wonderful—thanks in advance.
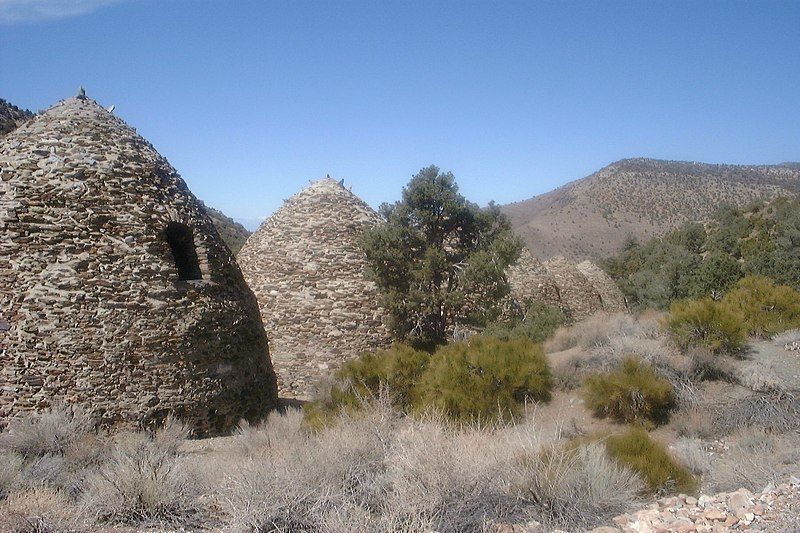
[503,158,800,261]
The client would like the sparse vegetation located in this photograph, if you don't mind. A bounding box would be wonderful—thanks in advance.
[483,300,566,343]
[721,276,800,337]
[308,337,552,425]
[602,197,800,310]
[666,297,747,354]
[583,357,676,426]
[416,337,552,423]
[602,428,698,495]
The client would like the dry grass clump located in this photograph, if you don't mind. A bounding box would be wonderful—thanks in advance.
[583,357,676,426]
[708,429,800,493]
[81,417,208,528]
[773,328,800,349]
[0,405,94,459]
[514,442,643,530]
[546,311,663,354]
[0,451,22,498]
[711,390,800,434]
[672,407,718,440]
[0,487,86,533]
[223,398,396,532]
[670,438,712,477]
[382,417,514,532]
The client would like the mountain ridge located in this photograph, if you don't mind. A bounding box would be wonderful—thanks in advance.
[502,158,800,262]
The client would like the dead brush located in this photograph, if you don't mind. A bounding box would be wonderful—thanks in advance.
[513,442,644,531]
[0,487,87,533]
[708,429,800,493]
[81,417,209,528]
[711,390,800,434]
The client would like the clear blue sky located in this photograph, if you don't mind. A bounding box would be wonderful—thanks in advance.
[1,0,798,227]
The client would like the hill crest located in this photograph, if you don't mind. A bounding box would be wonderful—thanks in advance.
[502,158,800,262]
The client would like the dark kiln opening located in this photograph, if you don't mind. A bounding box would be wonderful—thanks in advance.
[165,222,202,280]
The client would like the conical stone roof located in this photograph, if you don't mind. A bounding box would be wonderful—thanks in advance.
[542,255,603,321]
[576,260,627,312]
[0,96,277,435]
[237,178,391,399]
[507,247,561,307]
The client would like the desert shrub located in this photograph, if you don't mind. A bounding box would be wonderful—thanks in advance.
[708,429,800,493]
[416,337,552,423]
[670,438,712,477]
[515,442,643,530]
[686,347,738,383]
[583,357,676,426]
[304,345,429,429]
[673,408,718,440]
[0,487,87,532]
[0,451,22,498]
[234,408,307,458]
[338,344,430,409]
[711,390,800,434]
[383,417,514,532]
[603,428,698,495]
[82,418,208,528]
[721,276,800,337]
[666,297,747,354]
[0,405,94,460]
[224,399,397,532]
[483,301,565,343]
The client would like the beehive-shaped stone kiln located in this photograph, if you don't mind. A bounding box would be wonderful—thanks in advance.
[576,260,627,312]
[542,255,604,320]
[0,95,277,435]
[238,177,391,399]
[507,247,561,307]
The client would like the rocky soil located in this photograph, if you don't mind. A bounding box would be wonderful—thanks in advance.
[589,478,800,533]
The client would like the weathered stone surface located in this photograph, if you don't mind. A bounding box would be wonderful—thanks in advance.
[541,255,604,321]
[0,96,277,436]
[507,247,561,307]
[576,260,628,312]
[237,178,391,399]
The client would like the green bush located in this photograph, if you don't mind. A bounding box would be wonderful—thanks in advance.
[583,358,676,426]
[721,276,800,337]
[483,301,566,343]
[415,337,552,423]
[303,344,429,429]
[666,297,747,354]
[603,428,698,495]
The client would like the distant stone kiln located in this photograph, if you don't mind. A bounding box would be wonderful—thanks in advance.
[0,95,277,435]
[237,178,391,399]
[508,248,625,321]
[576,260,627,312]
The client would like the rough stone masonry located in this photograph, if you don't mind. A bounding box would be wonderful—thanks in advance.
[237,178,392,399]
[0,95,277,435]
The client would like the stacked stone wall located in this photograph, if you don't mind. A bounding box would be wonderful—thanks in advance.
[0,97,277,435]
[542,256,604,321]
[506,247,561,308]
[576,260,628,312]
[237,178,391,399]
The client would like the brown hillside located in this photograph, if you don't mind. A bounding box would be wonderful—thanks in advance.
[0,98,34,136]
[202,203,252,254]
[502,158,800,261]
